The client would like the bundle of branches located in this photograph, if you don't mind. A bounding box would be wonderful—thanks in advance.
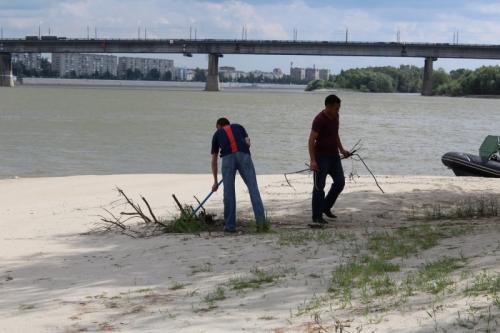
[95,187,219,238]
[96,187,169,238]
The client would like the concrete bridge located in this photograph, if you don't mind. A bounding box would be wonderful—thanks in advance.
[2,38,500,94]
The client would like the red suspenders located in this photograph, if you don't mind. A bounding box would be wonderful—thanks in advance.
[223,125,238,153]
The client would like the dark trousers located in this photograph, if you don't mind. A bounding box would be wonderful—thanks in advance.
[312,154,345,219]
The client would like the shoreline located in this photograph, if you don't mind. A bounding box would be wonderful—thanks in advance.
[16,77,307,90]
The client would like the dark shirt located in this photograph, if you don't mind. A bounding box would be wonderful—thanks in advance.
[312,110,339,156]
[211,124,251,157]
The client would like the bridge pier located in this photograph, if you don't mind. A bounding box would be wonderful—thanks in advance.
[205,53,220,91]
[0,53,14,87]
[422,57,436,96]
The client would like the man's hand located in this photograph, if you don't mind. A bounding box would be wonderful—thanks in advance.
[310,160,319,171]
[341,149,352,158]
[212,182,219,192]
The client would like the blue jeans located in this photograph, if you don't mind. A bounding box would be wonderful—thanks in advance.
[221,152,265,231]
[312,154,345,219]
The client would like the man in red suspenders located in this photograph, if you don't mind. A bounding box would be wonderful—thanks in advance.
[210,118,266,232]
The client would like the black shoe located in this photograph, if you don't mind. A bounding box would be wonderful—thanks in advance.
[312,217,328,224]
[223,228,237,233]
[323,210,337,219]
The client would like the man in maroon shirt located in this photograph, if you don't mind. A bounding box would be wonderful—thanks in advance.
[308,94,351,224]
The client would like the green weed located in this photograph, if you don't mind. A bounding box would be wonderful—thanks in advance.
[229,268,284,290]
[466,271,500,296]
[278,230,335,246]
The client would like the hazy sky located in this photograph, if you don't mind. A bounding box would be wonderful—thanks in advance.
[2,0,500,72]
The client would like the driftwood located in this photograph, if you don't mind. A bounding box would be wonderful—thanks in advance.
[96,187,219,238]
[97,187,168,238]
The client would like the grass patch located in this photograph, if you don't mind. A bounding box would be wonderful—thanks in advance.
[296,294,331,316]
[407,196,498,221]
[169,282,188,290]
[195,286,226,312]
[328,256,400,304]
[135,288,153,293]
[328,223,470,309]
[412,257,464,294]
[361,255,400,274]
[368,225,440,260]
[370,275,397,296]
[163,206,210,233]
[229,267,285,290]
[278,230,335,246]
[204,286,226,304]
[258,315,277,320]
[247,216,272,234]
[466,271,500,296]
[190,263,213,275]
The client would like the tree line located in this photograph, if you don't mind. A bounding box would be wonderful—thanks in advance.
[307,65,500,96]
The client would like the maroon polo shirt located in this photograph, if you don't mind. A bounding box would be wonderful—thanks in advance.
[312,110,339,156]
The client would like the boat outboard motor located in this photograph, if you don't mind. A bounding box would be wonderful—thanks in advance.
[480,135,500,161]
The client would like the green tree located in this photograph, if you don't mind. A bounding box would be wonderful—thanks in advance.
[431,68,451,93]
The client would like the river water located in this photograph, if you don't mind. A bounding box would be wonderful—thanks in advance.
[1,85,499,178]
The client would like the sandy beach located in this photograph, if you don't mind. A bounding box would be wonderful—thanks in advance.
[1,174,500,332]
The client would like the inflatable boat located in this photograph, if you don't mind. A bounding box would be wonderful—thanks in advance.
[441,152,500,177]
[441,135,500,178]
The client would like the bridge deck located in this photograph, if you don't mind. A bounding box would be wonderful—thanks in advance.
[1,39,500,59]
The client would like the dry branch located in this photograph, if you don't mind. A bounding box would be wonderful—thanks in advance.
[96,187,170,238]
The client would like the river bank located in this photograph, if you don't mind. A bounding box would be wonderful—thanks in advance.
[17,77,307,90]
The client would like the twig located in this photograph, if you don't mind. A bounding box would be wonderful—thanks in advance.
[117,187,151,223]
[172,194,186,215]
[141,196,158,223]
[193,196,206,214]
[97,208,139,238]
[99,208,127,230]
[313,313,331,333]
[351,153,384,193]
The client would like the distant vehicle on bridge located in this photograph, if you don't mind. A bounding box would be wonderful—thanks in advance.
[25,36,66,41]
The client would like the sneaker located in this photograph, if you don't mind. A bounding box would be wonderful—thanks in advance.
[312,217,328,224]
[323,210,337,219]
[223,228,237,233]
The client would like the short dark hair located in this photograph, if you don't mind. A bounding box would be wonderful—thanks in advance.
[325,94,341,106]
[216,117,230,127]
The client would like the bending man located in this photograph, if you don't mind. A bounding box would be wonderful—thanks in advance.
[211,117,266,232]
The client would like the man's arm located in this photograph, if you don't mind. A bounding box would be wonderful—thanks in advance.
[337,133,351,157]
[308,130,319,171]
[211,153,219,191]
